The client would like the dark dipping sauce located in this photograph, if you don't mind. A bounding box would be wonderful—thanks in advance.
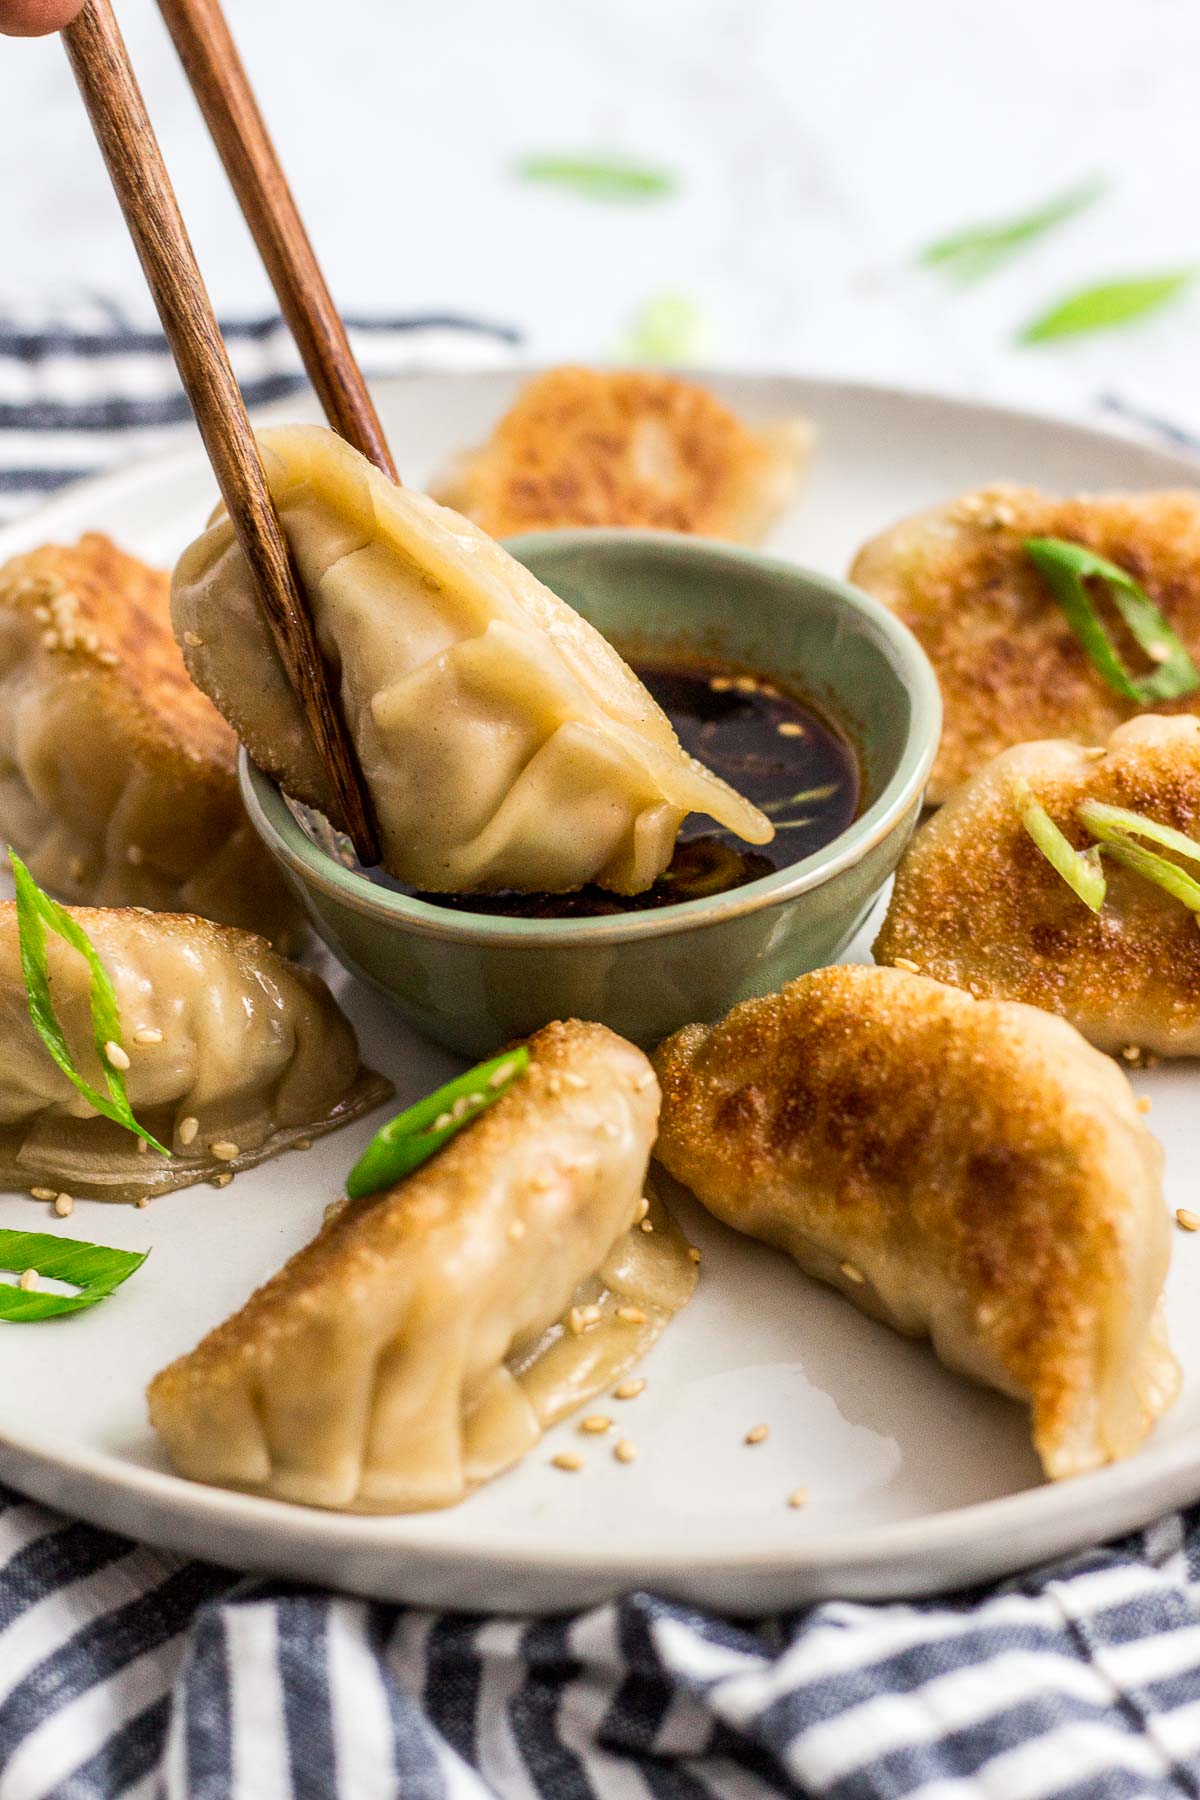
[402,660,860,918]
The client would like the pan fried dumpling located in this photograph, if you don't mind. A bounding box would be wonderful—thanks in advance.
[430,366,812,543]
[876,715,1200,1056]
[850,485,1200,801]
[148,1020,696,1511]
[0,904,389,1202]
[0,536,302,949]
[172,425,771,896]
[654,966,1179,1480]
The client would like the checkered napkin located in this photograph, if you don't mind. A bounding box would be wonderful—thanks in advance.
[3,308,1200,1800]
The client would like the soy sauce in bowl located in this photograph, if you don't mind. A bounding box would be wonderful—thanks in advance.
[404,658,859,919]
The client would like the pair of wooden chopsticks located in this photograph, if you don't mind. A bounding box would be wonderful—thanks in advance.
[60,0,387,865]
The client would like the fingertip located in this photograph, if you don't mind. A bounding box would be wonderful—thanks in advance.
[2,0,85,36]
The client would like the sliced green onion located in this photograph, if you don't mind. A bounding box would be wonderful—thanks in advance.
[10,850,168,1155]
[1077,798,1200,865]
[1018,270,1194,343]
[1013,777,1106,910]
[346,1047,530,1200]
[617,293,709,365]
[0,1229,147,1322]
[920,177,1105,286]
[514,154,676,203]
[1092,835,1200,912]
[1024,537,1200,705]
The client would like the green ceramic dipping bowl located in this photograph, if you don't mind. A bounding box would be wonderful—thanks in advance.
[240,530,941,1057]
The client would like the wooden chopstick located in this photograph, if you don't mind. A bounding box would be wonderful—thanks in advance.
[61,0,381,869]
[154,0,399,483]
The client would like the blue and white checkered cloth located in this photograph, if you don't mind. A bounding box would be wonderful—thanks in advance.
[3,307,1200,1800]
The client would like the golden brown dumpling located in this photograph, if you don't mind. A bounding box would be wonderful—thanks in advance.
[0,536,302,949]
[0,904,389,1202]
[430,366,811,543]
[148,1020,696,1511]
[876,715,1200,1056]
[654,965,1178,1479]
[850,485,1200,801]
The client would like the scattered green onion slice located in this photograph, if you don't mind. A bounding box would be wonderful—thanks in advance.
[1077,798,1200,865]
[1024,537,1200,705]
[919,177,1105,286]
[617,292,709,365]
[514,154,676,203]
[1018,270,1194,344]
[346,1046,530,1200]
[0,1229,147,1322]
[10,850,168,1155]
[1090,834,1200,913]
[1013,777,1106,910]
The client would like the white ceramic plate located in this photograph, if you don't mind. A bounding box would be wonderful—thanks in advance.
[1,371,1198,1615]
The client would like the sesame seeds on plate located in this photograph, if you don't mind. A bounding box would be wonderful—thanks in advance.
[745,1423,770,1446]
[1177,1208,1200,1232]
[551,1450,584,1473]
[210,1141,240,1162]
[613,1378,645,1401]
[613,1439,638,1464]
[177,1116,199,1147]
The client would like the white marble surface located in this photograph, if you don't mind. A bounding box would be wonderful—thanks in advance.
[1,0,1198,437]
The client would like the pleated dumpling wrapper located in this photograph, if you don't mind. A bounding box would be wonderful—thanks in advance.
[0,536,302,950]
[653,965,1179,1480]
[0,904,390,1202]
[876,715,1200,1057]
[148,1021,696,1512]
[171,425,771,896]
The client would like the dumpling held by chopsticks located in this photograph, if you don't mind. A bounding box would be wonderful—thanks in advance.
[171,425,771,896]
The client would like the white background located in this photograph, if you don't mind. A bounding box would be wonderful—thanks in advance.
[1,0,1198,431]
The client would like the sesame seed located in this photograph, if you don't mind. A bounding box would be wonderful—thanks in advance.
[183,631,205,647]
[210,1141,240,1161]
[840,1261,866,1284]
[613,1439,638,1464]
[136,1136,149,1153]
[639,1219,654,1233]
[788,1486,809,1509]
[177,1116,199,1146]
[30,1187,56,1201]
[777,721,806,738]
[126,845,143,865]
[709,676,732,692]
[450,1095,471,1122]
[295,1138,312,1151]
[467,1092,485,1109]
[210,1171,233,1188]
[487,1060,518,1088]
[135,1195,151,1208]
[32,604,50,623]
[616,1306,647,1325]
[568,1304,602,1335]
[634,1197,650,1224]
[104,1040,130,1071]
[613,1378,645,1400]
[561,1072,589,1090]
[133,1027,163,1046]
[41,630,59,650]
[97,650,119,667]
[1122,1045,1140,1062]
[433,1111,453,1131]
[734,676,758,694]
[1137,1097,1152,1115]
[634,1070,656,1090]
[745,1423,770,1445]
[579,1415,612,1435]
[892,958,921,975]
[18,1268,37,1291]
[1177,1208,1200,1232]
[688,1246,702,1264]
[551,1451,584,1472]
[546,1073,563,1097]
[508,1219,527,1242]
[54,1192,74,1217]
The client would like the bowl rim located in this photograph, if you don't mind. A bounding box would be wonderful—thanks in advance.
[239,529,942,949]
